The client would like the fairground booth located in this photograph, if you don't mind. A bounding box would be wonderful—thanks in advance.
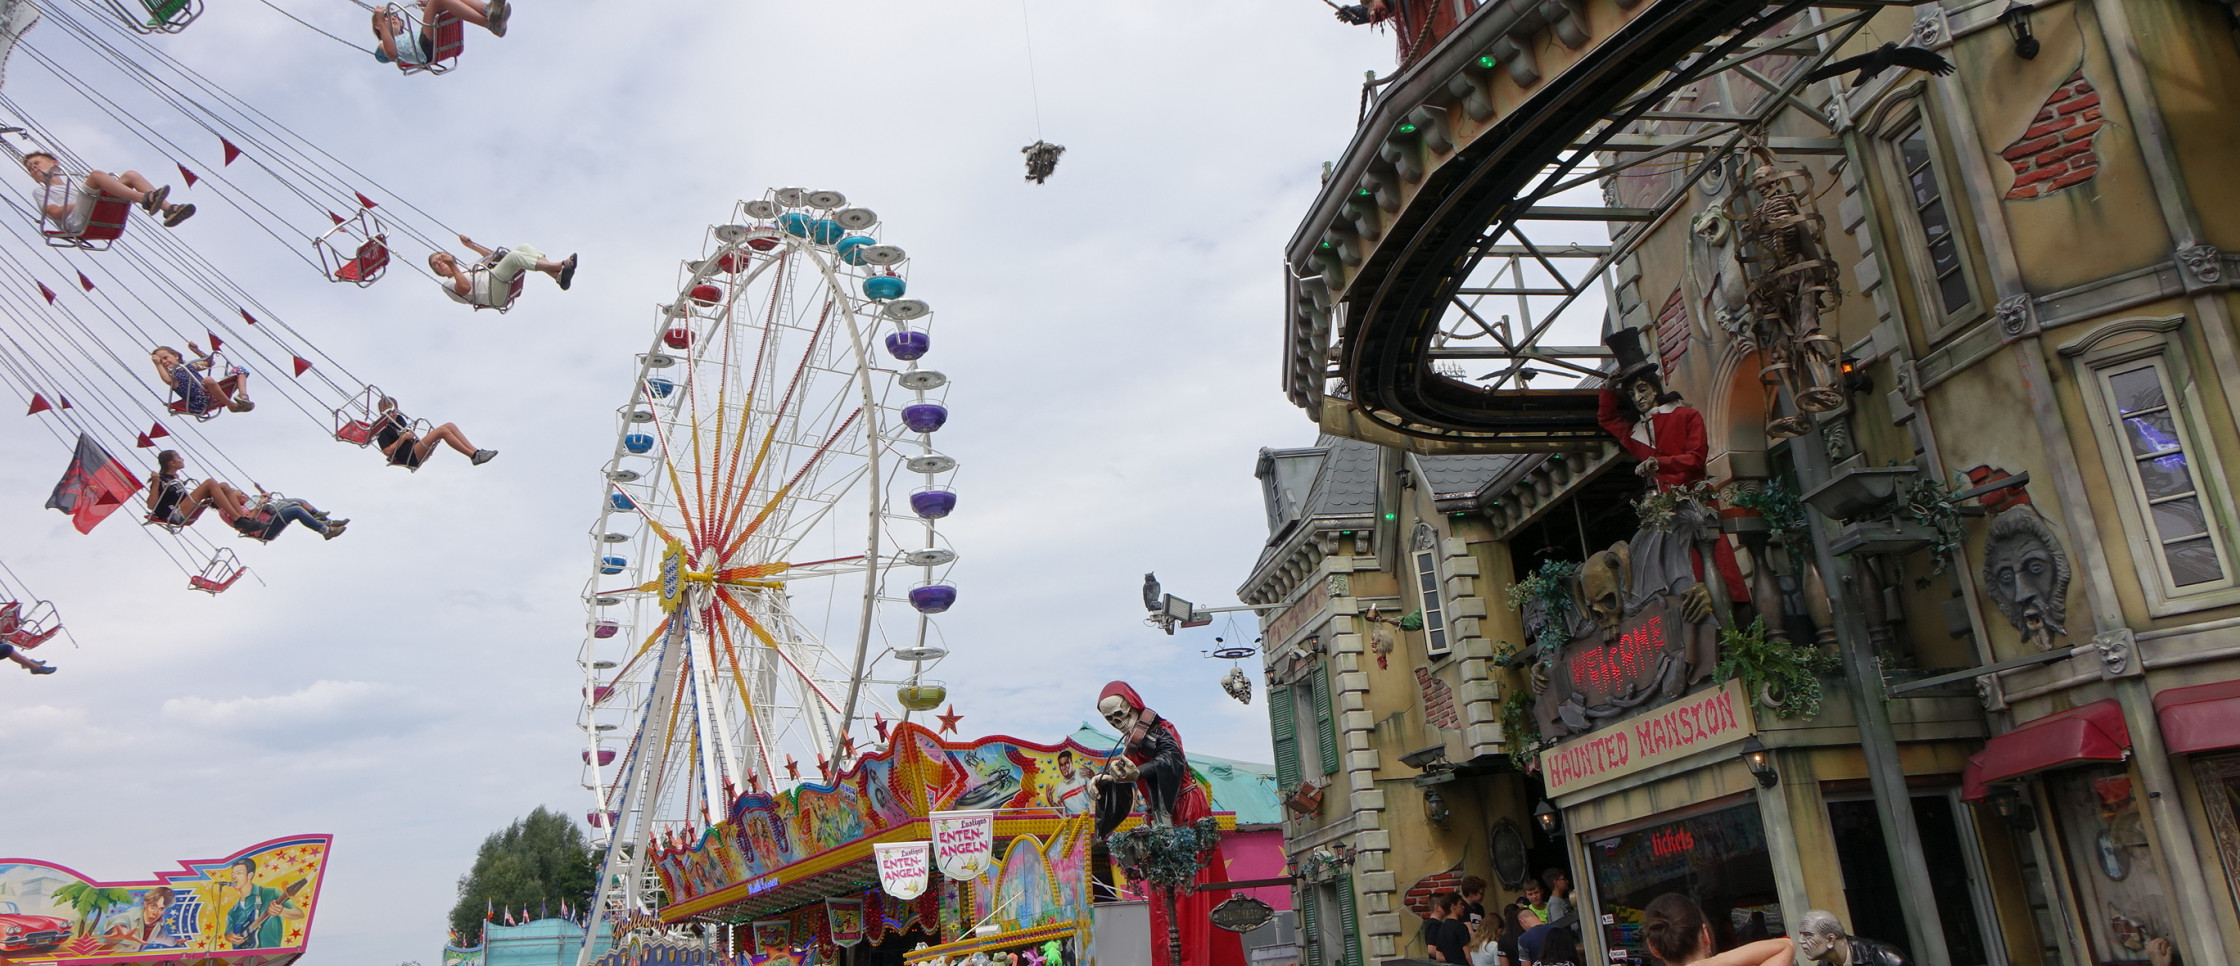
[601,722,1284,966]
[0,836,331,966]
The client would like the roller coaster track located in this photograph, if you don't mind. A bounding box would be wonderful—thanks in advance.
[1284,0,1919,452]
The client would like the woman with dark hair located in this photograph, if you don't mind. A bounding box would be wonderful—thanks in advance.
[1536,927,1581,966]
[145,450,252,527]
[1495,904,1530,966]
[1640,894,1793,966]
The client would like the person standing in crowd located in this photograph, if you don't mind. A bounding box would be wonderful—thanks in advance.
[1541,869,1576,930]
[1465,912,1504,966]
[1522,878,1550,925]
[1641,894,1795,966]
[1518,910,1553,966]
[1458,876,1488,930]
[1536,927,1582,966]
[1427,892,1470,964]
[1499,905,1539,966]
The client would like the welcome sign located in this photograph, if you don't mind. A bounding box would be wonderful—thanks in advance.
[1540,679,1756,797]
[929,809,995,879]
[873,841,931,900]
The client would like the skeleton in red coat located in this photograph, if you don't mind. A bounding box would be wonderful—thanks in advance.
[1596,365,1751,605]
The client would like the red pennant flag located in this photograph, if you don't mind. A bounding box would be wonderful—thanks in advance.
[26,394,50,415]
[136,433,154,448]
[76,271,94,292]
[240,309,258,326]
[147,422,170,439]
[327,210,346,226]
[221,138,242,165]
[177,164,199,188]
[207,333,224,352]
[292,356,312,376]
[36,282,56,304]
[354,191,378,209]
[57,396,71,410]
[47,434,143,533]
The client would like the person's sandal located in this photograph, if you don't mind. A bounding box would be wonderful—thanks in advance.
[324,521,349,540]
[486,0,510,36]
[558,254,578,291]
[163,203,196,228]
[471,449,499,466]
[29,662,56,675]
[139,185,170,215]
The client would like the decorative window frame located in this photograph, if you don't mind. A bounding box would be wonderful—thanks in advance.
[1410,521,1452,658]
[1868,86,1990,344]
[2060,316,2240,614]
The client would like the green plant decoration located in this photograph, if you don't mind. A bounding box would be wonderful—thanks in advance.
[1106,818,1223,891]
[1501,687,1543,768]
[1506,560,1581,656]
[1713,618,1839,719]
[1633,480,1719,532]
[1903,474,1969,584]
[1731,478,1810,553]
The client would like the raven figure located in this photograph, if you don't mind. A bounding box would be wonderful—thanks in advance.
[1804,43,1955,88]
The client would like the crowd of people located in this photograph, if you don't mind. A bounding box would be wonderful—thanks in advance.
[1416,873,1805,966]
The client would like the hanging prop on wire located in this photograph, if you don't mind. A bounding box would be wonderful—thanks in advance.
[1022,140,1065,185]
[1015,0,1064,184]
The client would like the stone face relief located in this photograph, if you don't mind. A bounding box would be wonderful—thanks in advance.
[1981,505,2072,651]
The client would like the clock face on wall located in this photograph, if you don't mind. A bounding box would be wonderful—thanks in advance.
[1491,819,1530,889]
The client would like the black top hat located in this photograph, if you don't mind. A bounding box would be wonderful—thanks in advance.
[1604,328,1659,385]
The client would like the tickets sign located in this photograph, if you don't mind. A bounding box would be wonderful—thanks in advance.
[873,841,931,900]
[929,809,995,880]
[1540,679,1755,797]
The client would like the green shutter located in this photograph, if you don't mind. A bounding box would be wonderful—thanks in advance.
[1312,665,1340,776]
[1297,884,1320,965]
[1337,875,1364,966]
[1269,684,1301,792]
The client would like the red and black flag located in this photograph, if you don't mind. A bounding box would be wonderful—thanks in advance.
[44,434,141,534]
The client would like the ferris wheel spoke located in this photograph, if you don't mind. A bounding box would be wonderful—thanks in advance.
[711,299,839,546]
[706,613,780,788]
[713,587,846,717]
[719,408,862,561]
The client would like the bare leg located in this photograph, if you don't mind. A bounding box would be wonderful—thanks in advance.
[116,171,156,193]
[421,422,479,457]
[425,0,489,27]
[199,378,234,409]
[81,170,152,204]
[192,481,250,520]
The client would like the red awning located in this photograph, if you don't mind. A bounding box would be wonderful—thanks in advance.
[2155,680,2240,755]
[1962,699,2131,801]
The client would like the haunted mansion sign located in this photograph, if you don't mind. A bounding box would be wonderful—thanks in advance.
[1541,679,1756,796]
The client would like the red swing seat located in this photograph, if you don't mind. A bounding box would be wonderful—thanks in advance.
[335,237,392,283]
[314,208,392,286]
[477,270,528,313]
[190,549,246,594]
[0,600,60,650]
[41,182,134,251]
[389,4,464,75]
[165,372,246,420]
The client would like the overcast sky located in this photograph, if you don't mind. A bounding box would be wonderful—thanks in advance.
[0,2,1393,962]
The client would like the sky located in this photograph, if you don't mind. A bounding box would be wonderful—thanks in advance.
[0,2,1395,962]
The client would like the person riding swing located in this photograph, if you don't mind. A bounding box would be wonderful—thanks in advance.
[24,151,194,233]
[428,233,576,310]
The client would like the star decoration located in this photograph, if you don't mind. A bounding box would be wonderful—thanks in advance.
[784,756,801,780]
[936,704,964,735]
[873,713,890,741]
[841,735,858,757]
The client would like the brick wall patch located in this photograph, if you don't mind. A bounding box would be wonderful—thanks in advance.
[1415,667,1460,731]
[1654,287,1688,377]
[1402,866,1468,918]
[2001,69,2102,200]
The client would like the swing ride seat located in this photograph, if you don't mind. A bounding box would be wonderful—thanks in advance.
[189,551,246,594]
[473,270,528,313]
[165,373,246,421]
[313,209,392,286]
[41,190,133,252]
[0,600,59,650]
[332,386,385,447]
[105,0,200,34]
[389,4,464,75]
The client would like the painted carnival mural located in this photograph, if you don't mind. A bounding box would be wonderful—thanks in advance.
[650,723,1123,907]
[0,836,330,966]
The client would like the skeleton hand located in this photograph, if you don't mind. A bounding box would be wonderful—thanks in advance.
[1637,458,1659,479]
[1530,663,1551,695]
[1681,583,1713,624]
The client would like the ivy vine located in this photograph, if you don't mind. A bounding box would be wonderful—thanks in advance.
[1501,687,1543,768]
[1730,478,1810,555]
[1713,618,1840,720]
[1506,559,1581,657]
[1903,474,1969,585]
[1106,818,1223,891]
[1633,480,1720,532]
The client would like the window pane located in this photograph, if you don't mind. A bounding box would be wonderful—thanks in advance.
[1935,256,1971,314]
[2108,366,2167,414]
[2137,454,2196,501]
[2124,412,2181,457]
[2167,537,2224,587]
[2152,497,2210,541]
[1900,132,1932,179]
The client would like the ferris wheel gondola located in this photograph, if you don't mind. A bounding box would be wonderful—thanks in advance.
[578,189,961,945]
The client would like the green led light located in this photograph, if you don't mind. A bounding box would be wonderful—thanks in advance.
[1476,54,1497,69]
[1321,240,1334,249]
[1384,512,1398,521]
[1357,188,1373,197]
[1340,530,1355,536]
[1397,123,1418,134]
[1550,453,1565,461]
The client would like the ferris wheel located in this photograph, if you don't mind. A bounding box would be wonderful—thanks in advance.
[576,188,960,928]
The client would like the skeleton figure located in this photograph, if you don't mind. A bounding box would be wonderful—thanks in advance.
[1797,910,1910,966]
[1689,208,1754,349]
[1982,505,2071,651]
[1734,141,1845,438]
[1091,681,1208,836]
[1022,141,1066,185]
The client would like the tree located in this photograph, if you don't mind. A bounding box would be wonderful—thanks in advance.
[447,807,599,944]
[52,882,133,939]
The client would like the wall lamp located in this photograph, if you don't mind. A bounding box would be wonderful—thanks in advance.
[1533,799,1560,837]
[2000,3,2040,60]
[1986,786,2039,832]
[1739,736,1780,788]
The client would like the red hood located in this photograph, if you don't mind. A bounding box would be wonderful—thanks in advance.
[1099,680,1180,745]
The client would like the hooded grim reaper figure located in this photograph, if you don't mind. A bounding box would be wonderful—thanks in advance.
[1091,681,1212,836]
